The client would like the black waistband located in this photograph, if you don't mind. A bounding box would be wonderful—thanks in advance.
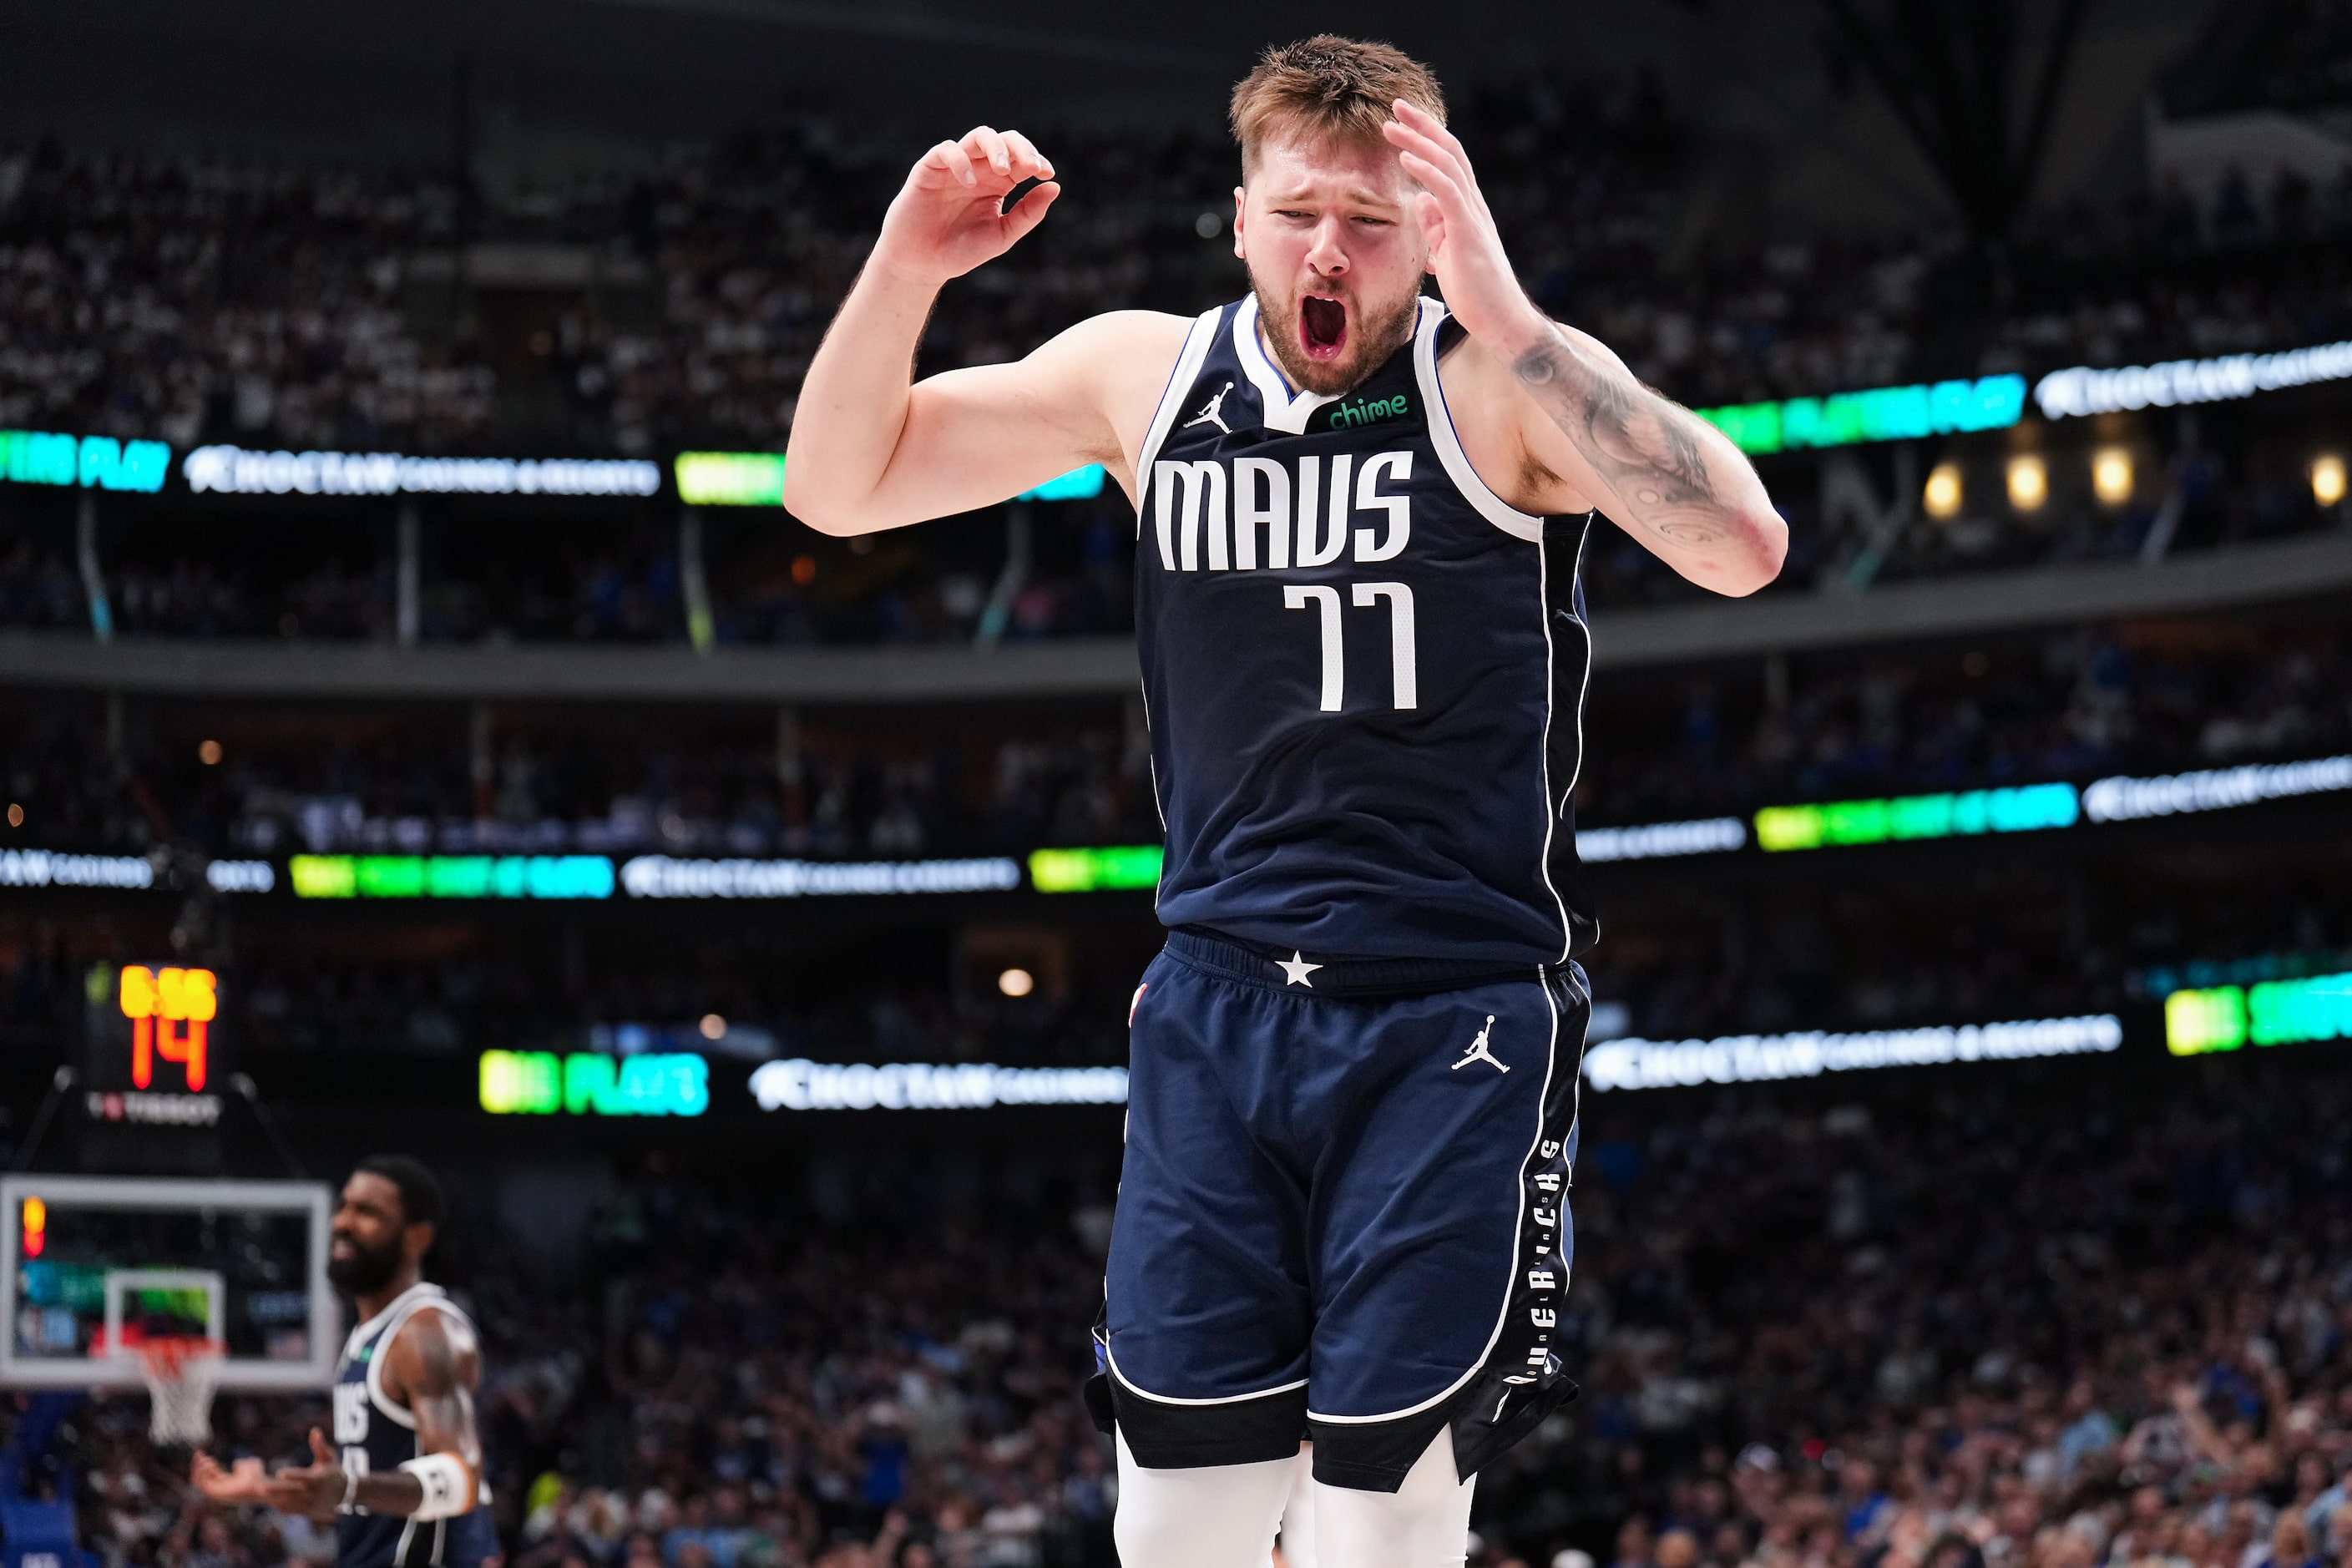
[1166,927,1554,999]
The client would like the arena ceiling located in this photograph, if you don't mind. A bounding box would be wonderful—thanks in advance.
[2,0,2226,239]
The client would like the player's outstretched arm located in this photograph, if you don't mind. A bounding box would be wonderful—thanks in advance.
[260,1310,483,1521]
[783,127,1185,535]
[1383,102,1786,597]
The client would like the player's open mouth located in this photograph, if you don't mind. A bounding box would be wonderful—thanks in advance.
[1300,295,1348,362]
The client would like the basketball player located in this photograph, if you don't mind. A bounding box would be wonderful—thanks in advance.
[192,1156,498,1568]
[784,37,1784,1568]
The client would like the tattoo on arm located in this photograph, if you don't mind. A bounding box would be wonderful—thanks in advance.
[394,1311,484,1469]
[1511,327,1735,550]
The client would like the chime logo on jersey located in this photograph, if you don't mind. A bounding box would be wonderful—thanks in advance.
[1326,391,1409,430]
[1151,450,1413,572]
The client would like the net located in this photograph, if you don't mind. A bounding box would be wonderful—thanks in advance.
[137,1337,225,1445]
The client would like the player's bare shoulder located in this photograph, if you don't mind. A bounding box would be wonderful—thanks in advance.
[381,1299,480,1403]
[1031,309,1196,501]
[1430,321,1599,518]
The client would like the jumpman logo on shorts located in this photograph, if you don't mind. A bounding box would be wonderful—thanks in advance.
[1451,1015,1508,1073]
[1183,382,1235,434]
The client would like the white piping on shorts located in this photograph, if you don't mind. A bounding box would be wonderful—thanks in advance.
[1107,1344,1308,1406]
[1307,968,1571,1425]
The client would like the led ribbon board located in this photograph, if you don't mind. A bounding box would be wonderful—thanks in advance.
[1015,465,1107,503]
[1577,819,1746,862]
[204,861,275,893]
[1578,755,2352,862]
[2036,340,2352,420]
[2082,755,2352,822]
[619,856,1019,898]
[478,1051,708,1115]
[750,1059,1128,1110]
[1028,846,1161,893]
[2164,973,2352,1057]
[675,452,787,507]
[671,456,1104,507]
[1755,783,2078,851]
[1582,1014,2122,1092]
[0,851,154,889]
[1696,376,2026,456]
[290,855,613,900]
[1,432,171,493]
[183,448,660,498]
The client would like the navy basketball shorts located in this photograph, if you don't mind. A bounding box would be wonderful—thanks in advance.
[1092,928,1587,1493]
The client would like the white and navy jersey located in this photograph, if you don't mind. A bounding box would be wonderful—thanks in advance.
[1136,294,1600,968]
[331,1283,498,1568]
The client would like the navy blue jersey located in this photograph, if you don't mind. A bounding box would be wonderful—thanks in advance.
[331,1284,498,1568]
[1136,295,1600,966]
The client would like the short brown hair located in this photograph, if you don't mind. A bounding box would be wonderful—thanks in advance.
[1229,35,1447,176]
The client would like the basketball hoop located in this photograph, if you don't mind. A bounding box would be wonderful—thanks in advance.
[135,1336,225,1445]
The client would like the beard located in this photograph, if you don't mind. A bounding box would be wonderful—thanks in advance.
[326,1234,403,1296]
[1250,273,1421,397]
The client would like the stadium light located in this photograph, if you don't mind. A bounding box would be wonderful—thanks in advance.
[1923,462,1964,520]
[2317,454,2348,508]
[2006,454,2048,512]
[2092,448,2133,506]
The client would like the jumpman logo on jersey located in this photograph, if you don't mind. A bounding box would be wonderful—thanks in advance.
[1183,381,1235,434]
[1451,1016,1508,1073]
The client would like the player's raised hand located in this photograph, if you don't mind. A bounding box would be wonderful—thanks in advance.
[875,126,1060,286]
[1382,100,1546,355]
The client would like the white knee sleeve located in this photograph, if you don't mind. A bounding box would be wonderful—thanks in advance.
[1312,1427,1476,1568]
[1113,1431,1296,1568]
[1277,1445,1318,1568]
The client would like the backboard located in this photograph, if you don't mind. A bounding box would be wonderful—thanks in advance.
[0,1176,336,1390]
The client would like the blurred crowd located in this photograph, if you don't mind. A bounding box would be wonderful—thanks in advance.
[1578,617,2351,827]
[7,70,2352,456]
[2,699,1160,865]
[15,1054,2351,1568]
[3,62,2352,645]
[3,611,2341,867]
[0,504,1138,648]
